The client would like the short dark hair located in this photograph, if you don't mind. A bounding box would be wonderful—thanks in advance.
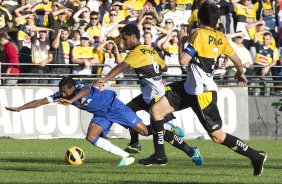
[106,36,115,41]
[109,9,118,14]
[198,1,220,29]
[59,76,76,89]
[61,26,70,32]
[120,24,140,39]
[90,11,99,17]
[0,33,9,40]
[143,31,153,38]
[143,12,155,18]
[263,32,272,38]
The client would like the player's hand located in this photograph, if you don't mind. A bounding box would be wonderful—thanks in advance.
[235,72,247,87]
[54,98,72,105]
[5,107,21,112]
[93,80,104,91]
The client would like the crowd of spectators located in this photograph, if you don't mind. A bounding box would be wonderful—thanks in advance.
[0,0,281,94]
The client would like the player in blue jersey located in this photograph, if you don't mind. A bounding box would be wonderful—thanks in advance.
[5,76,150,166]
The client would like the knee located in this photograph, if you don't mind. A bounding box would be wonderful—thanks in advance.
[139,127,148,136]
[136,123,149,136]
[210,130,226,144]
[86,134,97,143]
[211,136,225,144]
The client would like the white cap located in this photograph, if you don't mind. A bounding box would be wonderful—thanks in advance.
[81,32,89,39]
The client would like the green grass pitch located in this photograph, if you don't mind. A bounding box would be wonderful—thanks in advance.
[0,139,281,184]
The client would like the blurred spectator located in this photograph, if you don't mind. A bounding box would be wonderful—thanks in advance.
[279,0,282,28]
[0,33,19,85]
[124,0,143,16]
[73,6,91,30]
[42,1,60,27]
[232,0,258,48]
[96,37,123,85]
[157,30,182,82]
[14,11,35,80]
[137,11,159,28]
[121,10,140,25]
[272,32,282,94]
[50,27,73,84]
[187,0,204,33]
[102,0,134,25]
[31,0,52,26]
[0,0,13,32]
[137,4,162,24]
[30,30,53,84]
[225,32,252,78]
[55,0,73,8]
[15,11,55,83]
[143,31,155,47]
[87,0,109,16]
[2,0,23,14]
[139,22,159,44]
[160,0,188,30]
[252,32,278,96]
[219,0,235,34]
[176,0,194,22]
[162,18,175,33]
[68,30,81,46]
[72,32,99,75]
[100,9,120,40]
[46,4,73,31]
[255,0,276,35]
[86,11,101,40]
[156,0,169,16]
[247,20,276,50]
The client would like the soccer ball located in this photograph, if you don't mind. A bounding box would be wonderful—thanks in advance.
[65,146,85,166]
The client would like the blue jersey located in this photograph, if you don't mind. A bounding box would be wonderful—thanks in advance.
[47,81,142,136]
[47,81,117,114]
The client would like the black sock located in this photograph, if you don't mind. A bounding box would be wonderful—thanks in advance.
[222,133,260,161]
[129,128,139,145]
[146,125,153,135]
[151,119,166,158]
[164,130,194,157]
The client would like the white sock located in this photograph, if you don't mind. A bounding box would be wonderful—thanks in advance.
[95,137,129,158]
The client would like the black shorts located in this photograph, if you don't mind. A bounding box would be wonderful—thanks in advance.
[126,94,175,122]
[165,81,222,133]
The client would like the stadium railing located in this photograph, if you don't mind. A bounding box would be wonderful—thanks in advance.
[0,63,281,96]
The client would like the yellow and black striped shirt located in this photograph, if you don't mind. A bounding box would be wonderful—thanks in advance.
[191,28,235,73]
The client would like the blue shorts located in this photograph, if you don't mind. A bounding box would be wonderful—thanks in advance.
[90,98,143,137]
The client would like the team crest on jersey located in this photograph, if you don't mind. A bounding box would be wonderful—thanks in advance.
[81,97,92,106]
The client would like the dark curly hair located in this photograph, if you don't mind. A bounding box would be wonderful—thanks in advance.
[120,24,140,39]
[198,1,220,29]
[59,76,76,90]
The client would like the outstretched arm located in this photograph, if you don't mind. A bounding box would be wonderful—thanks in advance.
[96,62,129,88]
[56,86,91,105]
[6,98,50,112]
